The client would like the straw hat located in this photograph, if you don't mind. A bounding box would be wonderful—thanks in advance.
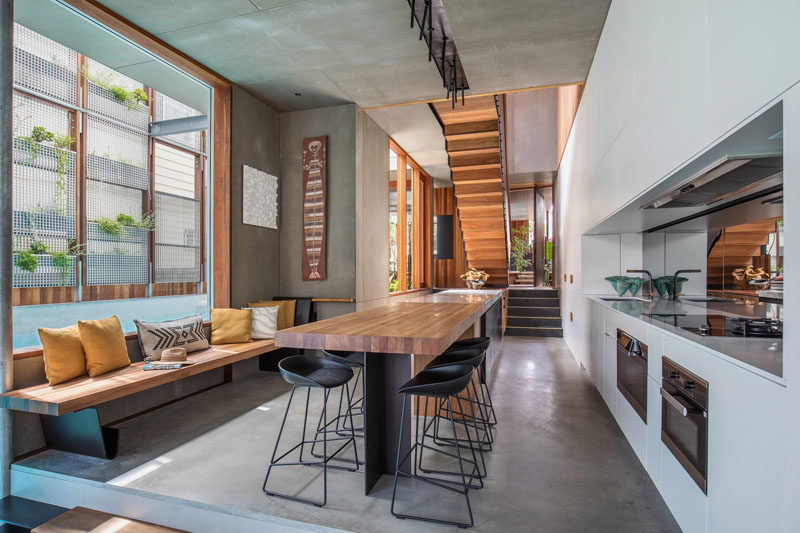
[160,347,195,365]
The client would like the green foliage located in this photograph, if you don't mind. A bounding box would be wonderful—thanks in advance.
[510,223,532,272]
[97,217,126,236]
[97,212,155,237]
[116,213,135,226]
[51,245,84,284]
[85,68,147,111]
[133,88,148,104]
[16,250,38,273]
[29,240,48,254]
[133,212,155,231]
[14,136,41,158]
[31,126,54,143]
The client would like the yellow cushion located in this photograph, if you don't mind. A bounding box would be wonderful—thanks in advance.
[247,300,296,330]
[77,316,131,377]
[38,325,87,386]
[211,308,253,344]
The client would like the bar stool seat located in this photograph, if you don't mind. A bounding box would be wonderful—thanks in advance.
[399,364,475,397]
[425,348,485,370]
[279,355,354,388]
[445,337,490,353]
[263,355,359,507]
[392,364,481,528]
[322,349,364,367]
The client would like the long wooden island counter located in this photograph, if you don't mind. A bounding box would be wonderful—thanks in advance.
[274,289,504,494]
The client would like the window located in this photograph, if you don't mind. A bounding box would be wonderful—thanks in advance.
[388,140,431,293]
[11,23,210,348]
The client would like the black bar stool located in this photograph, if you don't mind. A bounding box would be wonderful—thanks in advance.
[424,348,492,474]
[262,355,359,507]
[445,337,497,426]
[391,364,482,529]
[321,350,365,435]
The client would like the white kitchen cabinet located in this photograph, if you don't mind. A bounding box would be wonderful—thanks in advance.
[661,440,709,533]
[645,375,662,490]
[616,388,646,465]
[602,316,617,417]
[645,327,664,381]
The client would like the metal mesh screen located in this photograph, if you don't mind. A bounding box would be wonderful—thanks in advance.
[85,58,150,130]
[86,115,149,183]
[154,192,201,283]
[12,93,77,287]
[13,23,77,106]
[86,223,149,285]
[154,93,204,151]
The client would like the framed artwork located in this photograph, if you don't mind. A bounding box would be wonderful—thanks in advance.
[301,136,327,280]
[242,165,278,229]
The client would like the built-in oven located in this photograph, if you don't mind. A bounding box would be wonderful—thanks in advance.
[661,357,708,494]
[617,330,648,422]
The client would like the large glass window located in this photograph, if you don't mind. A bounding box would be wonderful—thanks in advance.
[11,23,210,348]
[388,141,431,293]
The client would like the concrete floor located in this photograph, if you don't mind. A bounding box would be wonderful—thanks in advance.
[19,337,681,532]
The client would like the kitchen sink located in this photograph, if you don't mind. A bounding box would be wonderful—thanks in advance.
[681,296,735,303]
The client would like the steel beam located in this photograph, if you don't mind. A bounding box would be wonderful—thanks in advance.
[150,115,208,137]
[0,0,14,499]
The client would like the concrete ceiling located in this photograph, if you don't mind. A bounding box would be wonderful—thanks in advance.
[443,0,610,94]
[89,0,610,112]
[94,0,447,112]
[366,104,450,180]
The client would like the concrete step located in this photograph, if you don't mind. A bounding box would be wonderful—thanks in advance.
[508,288,559,298]
[505,326,563,337]
[507,306,560,317]
[508,297,559,307]
[507,316,562,327]
[0,496,67,530]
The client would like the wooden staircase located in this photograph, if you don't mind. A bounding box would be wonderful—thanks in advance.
[432,95,508,284]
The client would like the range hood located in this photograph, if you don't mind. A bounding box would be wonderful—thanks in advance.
[643,154,783,209]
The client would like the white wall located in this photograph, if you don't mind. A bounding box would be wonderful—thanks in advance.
[557,1,800,530]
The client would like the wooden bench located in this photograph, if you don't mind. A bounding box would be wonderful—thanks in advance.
[0,339,278,459]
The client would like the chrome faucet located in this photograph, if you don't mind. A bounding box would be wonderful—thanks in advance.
[626,269,654,299]
[673,269,701,300]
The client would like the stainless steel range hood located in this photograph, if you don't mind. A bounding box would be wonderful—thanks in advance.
[643,154,783,209]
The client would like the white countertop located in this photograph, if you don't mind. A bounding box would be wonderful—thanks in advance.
[587,295,783,383]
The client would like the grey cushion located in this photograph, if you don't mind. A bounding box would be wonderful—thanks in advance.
[135,314,209,361]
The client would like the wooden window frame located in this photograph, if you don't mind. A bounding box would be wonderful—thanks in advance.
[57,0,232,306]
[389,139,431,294]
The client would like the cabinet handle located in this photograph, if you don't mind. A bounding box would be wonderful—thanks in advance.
[660,387,688,417]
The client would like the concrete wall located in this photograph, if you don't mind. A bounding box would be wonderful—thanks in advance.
[557,1,800,530]
[355,107,390,307]
[507,88,557,179]
[230,86,281,307]
[279,104,358,319]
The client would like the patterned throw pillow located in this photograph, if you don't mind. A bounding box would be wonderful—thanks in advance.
[135,314,209,361]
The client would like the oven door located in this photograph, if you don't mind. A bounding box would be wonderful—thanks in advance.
[617,331,648,422]
[661,382,708,493]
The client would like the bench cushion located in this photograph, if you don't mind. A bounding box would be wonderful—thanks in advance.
[135,314,209,360]
[78,316,131,377]
[0,339,278,416]
[38,325,87,386]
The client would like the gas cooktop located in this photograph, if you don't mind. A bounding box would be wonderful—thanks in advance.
[648,313,782,338]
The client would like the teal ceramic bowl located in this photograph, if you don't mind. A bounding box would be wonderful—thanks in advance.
[626,277,643,296]
[653,277,670,298]
[605,276,630,296]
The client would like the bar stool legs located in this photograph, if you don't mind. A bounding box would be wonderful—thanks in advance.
[392,393,480,528]
[262,382,359,507]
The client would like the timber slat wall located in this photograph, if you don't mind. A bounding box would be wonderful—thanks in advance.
[432,95,508,284]
[434,187,468,287]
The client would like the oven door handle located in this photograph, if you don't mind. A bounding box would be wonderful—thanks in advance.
[660,387,690,417]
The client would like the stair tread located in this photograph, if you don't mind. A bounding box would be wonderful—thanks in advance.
[0,496,67,529]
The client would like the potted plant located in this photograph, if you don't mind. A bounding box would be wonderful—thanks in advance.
[510,223,532,272]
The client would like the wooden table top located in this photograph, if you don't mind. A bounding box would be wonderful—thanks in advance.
[275,290,502,355]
